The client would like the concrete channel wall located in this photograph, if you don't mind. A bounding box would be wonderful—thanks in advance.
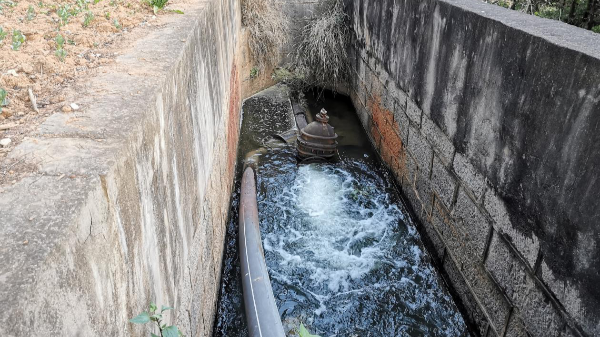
[0,0,242,335]
[347,0,600,336]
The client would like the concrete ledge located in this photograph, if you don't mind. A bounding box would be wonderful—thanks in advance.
[0,0,242,335]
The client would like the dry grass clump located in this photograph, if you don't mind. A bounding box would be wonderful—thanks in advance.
[242,0,288,70]
[292,0,350,91]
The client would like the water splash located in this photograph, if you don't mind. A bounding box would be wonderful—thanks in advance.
[258,156,467,336]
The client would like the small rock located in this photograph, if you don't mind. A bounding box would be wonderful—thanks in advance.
[62,105,72,113]
[1,109,13,118]
[70,103,80,110]
[0,138,11,147]
[6,69,18,77]
[23,240,29,245]
[50,95,66,104]
[17,111,25,117]
[21,64,34,74]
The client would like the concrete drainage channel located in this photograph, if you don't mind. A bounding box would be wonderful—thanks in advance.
[1,0,599,335]
[214,85,469,336]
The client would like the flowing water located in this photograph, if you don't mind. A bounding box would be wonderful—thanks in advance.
[214,86,468,336]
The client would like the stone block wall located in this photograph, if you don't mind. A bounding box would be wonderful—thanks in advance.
[347,0,600,335]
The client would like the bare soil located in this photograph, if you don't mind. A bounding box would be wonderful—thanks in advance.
[0,0,188,185]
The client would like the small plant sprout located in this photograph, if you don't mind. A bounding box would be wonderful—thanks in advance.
[0,0,16,15]
[129,303,183,337]
[37,1,44,8]
[83,11,94,27]
[75,0,89,11]
[298,323,320,337]
[0,88,7,114]
[26,5,36,20]
[143,0,168,15]
[55,33,66,61]
[104,11,110,19]
[113,18,121,30]
[11,29,25,50]
[57,4,71,26]
[249,67,259,79]
[0,27,7,43]
[93,0,101,4]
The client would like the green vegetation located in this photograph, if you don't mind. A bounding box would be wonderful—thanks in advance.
[75,0,89,11]
[26,5,36,20]
[0,89,7,114]
[0,27,7,43]
[83,11,94,27]
[249,66,259,79]
[0,0,16,15]
[129,303,183,337]
[241,0,288,70]
[55,33,67,61]
[57,4,72,26]
[113,18,121,30]
[485,0,600,31]
[298,323,320,337]
[11,29,25,50]
[143,0,168,14]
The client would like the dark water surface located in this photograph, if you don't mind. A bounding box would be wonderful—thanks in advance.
[213,87,467,337]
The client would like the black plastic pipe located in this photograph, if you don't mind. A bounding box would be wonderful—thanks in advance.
[239,166,285,337]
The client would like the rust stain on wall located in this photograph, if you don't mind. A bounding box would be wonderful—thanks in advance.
[367,94,407,183]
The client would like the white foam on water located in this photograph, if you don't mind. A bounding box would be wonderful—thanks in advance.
[279,165,401,292]
[259,159,466,336]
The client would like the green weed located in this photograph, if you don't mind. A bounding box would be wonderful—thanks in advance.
[129,303,183,337]
[0,88,7,114]
[113,18,121,30]
[0,0,15,15]
[83,11,94,27]
[0,27,7,43]
[75,0,89,11]
[143,0,168,15]
[55,33,67,61]
[26,5,36,20]
[298,323,320,337]
[11,29,25,50]
[57,4,72,26]
[249,66,259,79]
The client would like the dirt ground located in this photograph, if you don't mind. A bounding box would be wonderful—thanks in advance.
[0,0,188,184]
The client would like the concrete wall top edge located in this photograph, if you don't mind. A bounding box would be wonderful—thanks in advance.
[439,0,600,59]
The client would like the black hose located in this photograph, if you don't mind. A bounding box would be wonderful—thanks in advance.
[239,167,286,337]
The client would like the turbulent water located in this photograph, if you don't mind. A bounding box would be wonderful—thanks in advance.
[214,87,467,337]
